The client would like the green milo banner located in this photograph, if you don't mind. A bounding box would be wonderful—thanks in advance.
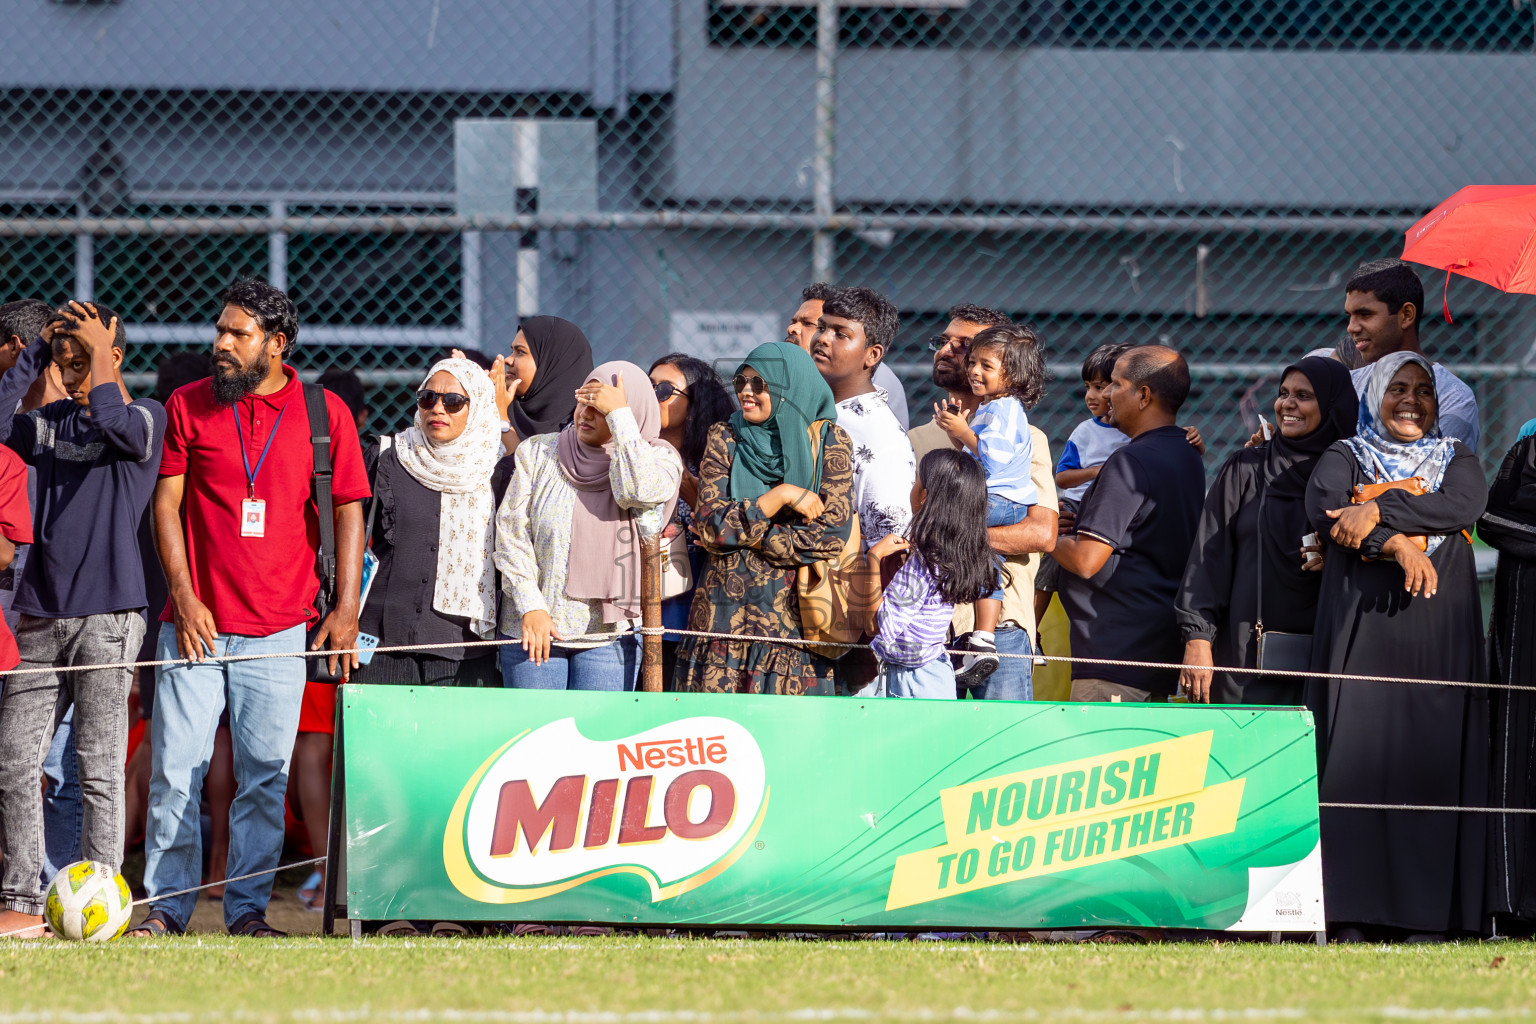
[340,686,1324,931]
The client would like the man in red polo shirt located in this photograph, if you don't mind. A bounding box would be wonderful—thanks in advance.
[135,279,368,938]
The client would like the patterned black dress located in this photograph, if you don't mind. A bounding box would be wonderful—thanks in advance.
[673,422,855,695]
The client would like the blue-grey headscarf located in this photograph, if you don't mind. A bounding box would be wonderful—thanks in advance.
[1343,351,1459,554]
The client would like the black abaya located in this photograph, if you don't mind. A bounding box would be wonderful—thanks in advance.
[1176,448,1317,704]
[1304,441,1490,934]
[1177,356,1356,706]
[1483,435,1536,920]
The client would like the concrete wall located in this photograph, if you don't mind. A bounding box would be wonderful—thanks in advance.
[672,4,1536,208]
[0,0,673,103]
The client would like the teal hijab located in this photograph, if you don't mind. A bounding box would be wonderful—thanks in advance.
[727,343,838,501]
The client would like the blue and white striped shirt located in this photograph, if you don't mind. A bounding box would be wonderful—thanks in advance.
[971,396,1038,507]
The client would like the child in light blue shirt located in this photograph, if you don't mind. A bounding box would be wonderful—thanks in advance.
[1055,343,1134,504]
[1035,341,1206,630]
[933,324,1046,685]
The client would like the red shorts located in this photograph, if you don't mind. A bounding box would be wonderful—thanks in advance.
[298,680,338,735]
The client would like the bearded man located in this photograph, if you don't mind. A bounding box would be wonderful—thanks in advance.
[133,279,369,938]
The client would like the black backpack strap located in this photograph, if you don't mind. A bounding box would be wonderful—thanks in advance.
[304,383,336,598]
[361,438,386,552]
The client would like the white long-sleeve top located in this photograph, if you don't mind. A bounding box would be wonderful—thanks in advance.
[494,408,682,647]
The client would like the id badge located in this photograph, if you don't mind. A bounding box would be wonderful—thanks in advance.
[240,498,267,538]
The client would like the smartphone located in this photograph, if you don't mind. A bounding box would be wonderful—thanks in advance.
[359,549,379,609]
[1258,417,1273,441]
[355,632,380,666]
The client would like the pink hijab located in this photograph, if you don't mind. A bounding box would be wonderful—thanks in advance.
[558,360,678,622]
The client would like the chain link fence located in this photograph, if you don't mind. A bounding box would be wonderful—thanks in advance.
[3,1,1536,466]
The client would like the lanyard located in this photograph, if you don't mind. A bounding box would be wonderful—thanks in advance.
[233,404,286,499]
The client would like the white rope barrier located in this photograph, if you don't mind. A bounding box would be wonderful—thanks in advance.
[131,854,327,909]
[5,625,1527,692]
[1318,803,1536,814]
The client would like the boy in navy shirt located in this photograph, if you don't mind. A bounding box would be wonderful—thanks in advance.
[0,302,163,938]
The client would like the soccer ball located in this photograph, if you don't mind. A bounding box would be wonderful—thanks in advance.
[43,860,133,942]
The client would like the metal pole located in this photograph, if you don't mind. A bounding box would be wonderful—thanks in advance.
[812,0,837,283]
[320,696,346,937]
[0,212,1416,237]
[74,202,94,302]
[267,199,288,291]
[639,535,663,692]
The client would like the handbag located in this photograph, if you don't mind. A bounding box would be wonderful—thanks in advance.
[1253,486,1312,674]
[1351,472,1472,558]
[303,383,347,684]
[660,522,694,599]
[794,419,871,660]
[1351,476,1429,555]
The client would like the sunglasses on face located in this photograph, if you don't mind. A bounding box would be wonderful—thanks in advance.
[732,373,769,396]
[927,335,968,353]
[417,389,470,414]
[652,380,690,403]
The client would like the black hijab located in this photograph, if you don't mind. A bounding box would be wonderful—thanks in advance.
[510,316,595,439]
[1259,355,1358,584]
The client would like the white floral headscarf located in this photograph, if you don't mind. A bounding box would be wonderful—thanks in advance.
[393,358,501,637]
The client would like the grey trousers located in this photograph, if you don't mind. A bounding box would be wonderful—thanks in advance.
[0,611,144,913]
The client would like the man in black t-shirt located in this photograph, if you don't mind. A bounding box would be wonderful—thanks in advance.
[1052,345,1205,701]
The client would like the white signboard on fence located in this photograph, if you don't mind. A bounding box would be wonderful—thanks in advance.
[669,312,781,368]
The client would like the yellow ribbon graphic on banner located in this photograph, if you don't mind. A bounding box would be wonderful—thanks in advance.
[886,731,1244,910]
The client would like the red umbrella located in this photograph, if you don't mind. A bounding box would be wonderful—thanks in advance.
[1401,184,1536,322]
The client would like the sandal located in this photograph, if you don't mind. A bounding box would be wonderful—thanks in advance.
[1078,929,1149,944]
[229,912,286,938]
[509,923,553,937]
[377,920,422,937]
[124,912,180,939]
[297,870,323,909]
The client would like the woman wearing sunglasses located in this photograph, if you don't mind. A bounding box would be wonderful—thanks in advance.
[495,360,682,690]
[673,343,855,695]
[353,357,503,687]
[649,355,735,685]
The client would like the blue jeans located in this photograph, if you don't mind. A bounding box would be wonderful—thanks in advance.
[983,495,1030,602]
[42,708,82,884]
[958,624,1033,701]
[499,633,639,691]
[878,659,957,699]
[144,622,306,931]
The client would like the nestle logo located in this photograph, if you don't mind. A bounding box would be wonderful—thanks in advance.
[618,736,727,772]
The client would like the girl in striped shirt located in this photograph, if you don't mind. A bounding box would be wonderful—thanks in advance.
[869,449,1000,698]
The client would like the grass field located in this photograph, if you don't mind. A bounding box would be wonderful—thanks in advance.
[2,936,1535,1023]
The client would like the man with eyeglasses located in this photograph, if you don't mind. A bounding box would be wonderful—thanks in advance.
[785,283,910,430]
[908,304,1060,701]
[135,278,369,938]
